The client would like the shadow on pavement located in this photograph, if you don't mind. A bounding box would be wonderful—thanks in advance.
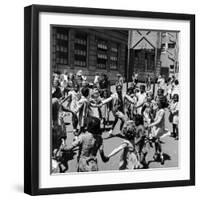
[145,153,171,168]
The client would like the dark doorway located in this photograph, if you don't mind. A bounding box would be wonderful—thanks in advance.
[129,49,155,80]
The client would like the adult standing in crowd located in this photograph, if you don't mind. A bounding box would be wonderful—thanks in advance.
[132,71,138,88]
[146,74,151,91]
[116,73,124,87]
[157,74,165,90]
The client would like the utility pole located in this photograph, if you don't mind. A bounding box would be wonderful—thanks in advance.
[126,30,132,92]
[153,47,157,97]
[153,32,160,97]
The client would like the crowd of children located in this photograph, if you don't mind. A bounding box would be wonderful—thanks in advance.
[51,70,179,173]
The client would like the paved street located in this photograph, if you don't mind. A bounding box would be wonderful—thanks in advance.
[61,83,178,172]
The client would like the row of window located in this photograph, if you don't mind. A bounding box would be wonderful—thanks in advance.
[52,28,119,70]
[161,42,176,49]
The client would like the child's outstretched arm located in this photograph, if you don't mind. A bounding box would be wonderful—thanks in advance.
[73,99,84,114]
[63,136,82,151]
[100,96,113,106]
[99,144,109,162]
[149,110,164,127]
[61,105,73,113]
[124,94,136,104]
[107,143,128,158]
[59,93,71,105]
[103,132,126,140]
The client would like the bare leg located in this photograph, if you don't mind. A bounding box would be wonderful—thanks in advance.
[112,117,119,130]
[119,119,124,131]
[175,125,179,140]
[154,139,164,165]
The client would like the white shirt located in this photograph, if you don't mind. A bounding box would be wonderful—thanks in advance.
[136,92,146,114]
[171,85,179,97]
[68,90,80,111]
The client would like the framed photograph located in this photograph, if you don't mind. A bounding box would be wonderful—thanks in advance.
[24,4,195,195]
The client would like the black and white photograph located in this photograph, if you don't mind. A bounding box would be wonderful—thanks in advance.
[0,0,198,198]
[51,26,180,173]
[23,5,195,195]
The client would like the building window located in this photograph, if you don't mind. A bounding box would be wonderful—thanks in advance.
[161,43,165,49]
[170,65,174,69]
[74,32,87,67]
[52,27,69,65]
[96,38,108,69]
[168,42,176,49]
[110,42,119,70]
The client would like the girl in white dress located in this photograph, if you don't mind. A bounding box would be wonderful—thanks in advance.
[148,100,166,165]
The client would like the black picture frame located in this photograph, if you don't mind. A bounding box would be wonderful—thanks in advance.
[24,4,195,195]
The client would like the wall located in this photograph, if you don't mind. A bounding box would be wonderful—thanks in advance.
[160,32,179,75]
[129,31,178,81]
[0,0,199,200]
[52,27,127,83]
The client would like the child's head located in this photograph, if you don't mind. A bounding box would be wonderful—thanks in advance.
[134,88,140,94]
[172,94,179,102]
[74,83,79,92]
[152,100,158,110]
[140,85,146,93]
[127,87,133,95]
[103,89,109,98]
[157,88,164,96]
[68,73,74,81]
[122,120,136,140]
[82,80,89,88]
[146,91,153,102]
[174,79,179,85]
[116,85,122,94]
[53,78,60,87]
[91,88,100,99]
[117,73,121,79]
[81,87,89,98]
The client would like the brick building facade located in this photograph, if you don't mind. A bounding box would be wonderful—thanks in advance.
[51,27,179,84]
[51,26,128,84]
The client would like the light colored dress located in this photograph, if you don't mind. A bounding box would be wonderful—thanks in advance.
[136,92,147,115]
[170,102,179,125]
[151,108,165,138]
[171,85,180,97]
[67,90,80,112]
[75,96,93,129]
[119,140,141,170]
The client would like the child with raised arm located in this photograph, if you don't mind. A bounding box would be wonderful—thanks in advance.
[73,87,93,134]
[99,85,126,135]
